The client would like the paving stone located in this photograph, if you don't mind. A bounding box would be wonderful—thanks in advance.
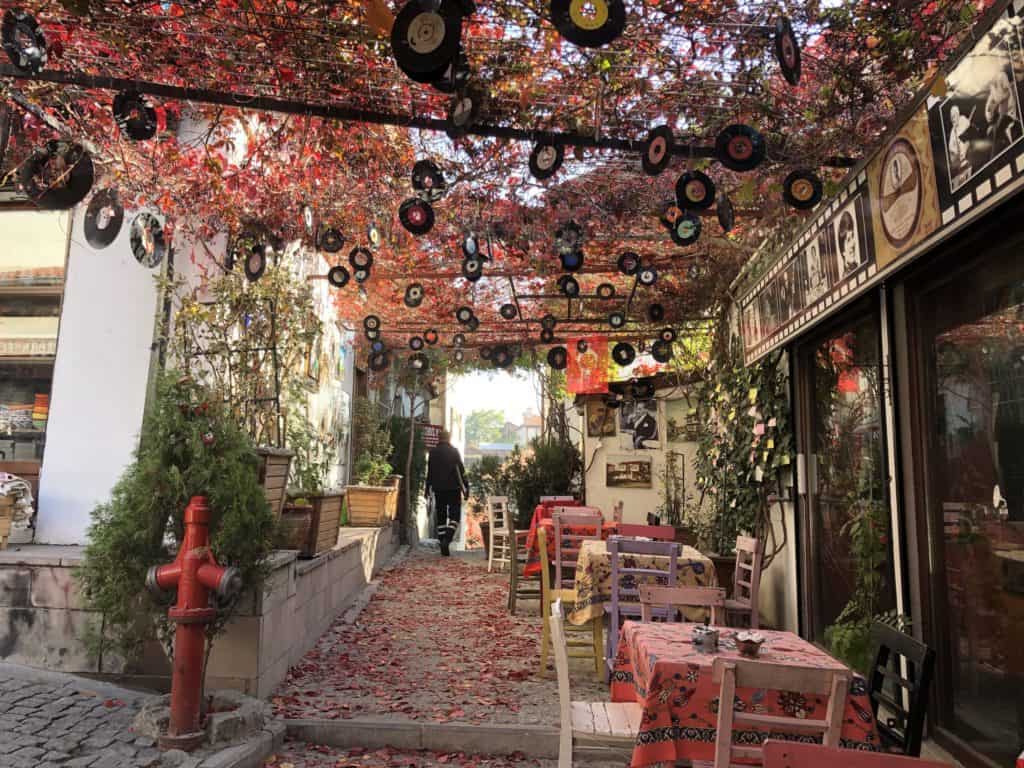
[45,735,84,753]
[42,750,73,762]
[81,735,115,751]
[64,757,100,768]
[12,745,45,759]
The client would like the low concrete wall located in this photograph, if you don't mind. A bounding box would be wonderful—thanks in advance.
[0,524,399,696]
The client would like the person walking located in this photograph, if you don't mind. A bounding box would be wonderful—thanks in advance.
[425,429,469,557]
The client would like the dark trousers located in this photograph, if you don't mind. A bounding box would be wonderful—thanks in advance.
[433,490,462,546]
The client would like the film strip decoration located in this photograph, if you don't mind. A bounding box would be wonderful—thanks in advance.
[738,0,1024,364]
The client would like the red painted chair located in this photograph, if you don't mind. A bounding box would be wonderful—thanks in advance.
[762,741,950,768]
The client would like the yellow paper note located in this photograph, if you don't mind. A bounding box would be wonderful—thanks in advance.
[748,388,758,403]
[767,438,774,449]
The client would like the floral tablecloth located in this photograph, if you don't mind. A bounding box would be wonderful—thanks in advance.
[610,621,880,767]
[569,539,718,625]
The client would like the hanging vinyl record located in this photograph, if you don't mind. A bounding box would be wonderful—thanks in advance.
[577,339,589,353]
[540,328,555,343]
[559,250,583,272]
[409,336,425,351]
[327,265,350,288]
[492,345,513,368]
[549,0,625,48]
[431,46,470,94]
[84,189,124,249]
[399,197,435,235]
[447,89,480,136]
[783,169,823,210]
[130,213,165,269]
[453,349,465,363]
[675,170,716,210]
[404,282,425,307]
[608,311,626,329]
[670,211,702,246]
[596,283,615,299]
[554,220,582,255]
[659,201,684,231]
[717,193,735,233]
[391,0,462,77]
[641,125,674,176]
[409,353,431,372]
[547,345,568,370]
[456,306,474,324]
[244,244,268,282]
[453,332,466,346]
[364,314,382,332]
[617,251,641,276]
[651,339,673,364]
[2,9,47,75]
[638,266,658,286]
[715,124,766,173]
[499,303,518,320]
[461,257,483,282]
[354,268,371,284]
[612,342,635,366]
[348,247,373,271]
[411,159,446,196]
[541,314,557,331]
[660,327,677,343]
[479,345,493,360]
[465,315,480,332]
[367,223,382,247]
[19,141,94,209]
[559,275,580,298]
[113,91,158,141]
[647,303,664,323]
[775,16,802,86]
[319,227,345,253]
[369,351,391,372]
[423,328,439,345]
[529,141,564,180]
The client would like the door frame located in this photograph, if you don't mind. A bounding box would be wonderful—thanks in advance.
[901,194,1024,768]
[791,293,889,642]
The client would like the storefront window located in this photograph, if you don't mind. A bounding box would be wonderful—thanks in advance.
[799,310,897,671]
[919,256,1024,765]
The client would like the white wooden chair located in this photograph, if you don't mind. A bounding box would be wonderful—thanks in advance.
[725,535,763,629]
[639,584,727,625]
[487,495,512,572]
[712,657,850,768]
[551,600,641,768]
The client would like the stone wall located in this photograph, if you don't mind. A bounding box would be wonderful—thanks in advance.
[0,524,399,696]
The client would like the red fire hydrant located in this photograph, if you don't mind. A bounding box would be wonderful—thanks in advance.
[145,495,242,751]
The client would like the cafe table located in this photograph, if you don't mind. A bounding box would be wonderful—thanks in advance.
[610,621,881,768]
[569,539,718,626]
[523,506,616,577]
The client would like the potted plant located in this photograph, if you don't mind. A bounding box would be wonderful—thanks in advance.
[286,416,342,557]
[345,398,397,527]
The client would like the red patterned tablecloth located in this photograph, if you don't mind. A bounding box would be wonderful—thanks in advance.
[523,513,617,577]
[610,621,881,767]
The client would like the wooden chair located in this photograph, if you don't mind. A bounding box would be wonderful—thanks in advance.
[724,535,763,629]
[867,621,936,757]
[552,509,604,592]
[639,584,726,625]
[616,523,676,541]
[605,537,681,675]
[507,525,541,615]
[539,527,603,676]
[487,495,512,573]
[762,741,949,768]
[551,600,641,768]
[712,658,850,768]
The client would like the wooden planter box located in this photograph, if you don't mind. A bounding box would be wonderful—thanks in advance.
[256,448,293,520]
[279,505,314,553]
[346,484,398,527]
[302,490,345,558]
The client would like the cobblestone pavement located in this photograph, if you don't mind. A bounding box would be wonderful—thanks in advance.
[0,664,159,768]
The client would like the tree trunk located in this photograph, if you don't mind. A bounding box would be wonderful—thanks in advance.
[401,393,417,545]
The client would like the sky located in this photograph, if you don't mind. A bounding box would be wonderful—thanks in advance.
[448,369,542,425]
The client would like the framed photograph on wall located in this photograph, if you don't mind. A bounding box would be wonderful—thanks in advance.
[618,399,660,449]
[606,454,653,488]
[586,398,617,437]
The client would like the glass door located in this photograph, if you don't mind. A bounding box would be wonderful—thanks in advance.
[911,249,1024,766]
[796,304,897,671]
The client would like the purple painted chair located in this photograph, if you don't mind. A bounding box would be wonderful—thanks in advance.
[604,536,681,677]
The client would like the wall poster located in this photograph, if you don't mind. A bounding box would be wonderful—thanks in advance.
[586,398,617,437]
[606,455,653,488]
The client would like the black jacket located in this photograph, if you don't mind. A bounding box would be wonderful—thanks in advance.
[426,441,468,495]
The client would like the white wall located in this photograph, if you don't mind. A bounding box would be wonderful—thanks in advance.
[582,390,701,524]
[35,208,164,544]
